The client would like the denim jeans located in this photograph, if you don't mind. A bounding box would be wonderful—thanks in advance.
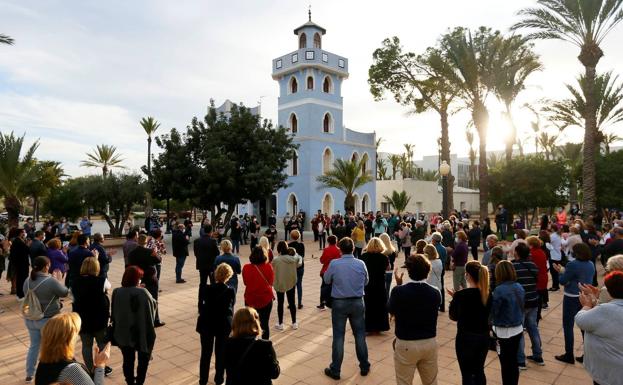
[296,266,304,306]
[319,233,326,249]
[563,296,583,356]
[25,318,50,377]
[329,298,370,375]
[80,328,107,372]
[517,307,542,363]
[175,255,187,281]
[232,239,240,254]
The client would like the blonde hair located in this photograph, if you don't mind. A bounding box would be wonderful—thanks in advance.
[290,230,300,240]
[495,260,517,284]
[39,313,81,363]
[526,236,542,248]
[423,244,438,260]
[80,256,100,276]
[466,261,489,305]
[606,255,623,272]
[357,220,364,230]
[365,237,386,254]
[379,233,395,255]
[214,263,233,283]
[232,307,261,338]
[456,231,468,242]
[220,239,233,254]
[259,236,270,251]
[46,238,61,250]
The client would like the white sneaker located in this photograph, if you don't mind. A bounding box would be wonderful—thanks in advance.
[275,323,284,331]
[292,322,299,330]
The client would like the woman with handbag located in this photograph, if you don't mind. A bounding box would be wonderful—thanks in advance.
[71,257,112,376]
[197,263,236,385]
[242,246,274,340]
[272,242,302,330]
[111,266,157,385]
[224,307,280,385]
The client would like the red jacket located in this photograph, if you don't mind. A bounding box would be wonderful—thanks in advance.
[242,262,274,309]
[530,247,548,290]
[320,245,341,276]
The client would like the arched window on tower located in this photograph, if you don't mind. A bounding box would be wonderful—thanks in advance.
[313,33,322,49]
[299,33,307,49]
[290,113,298,133]
[290,77,298,94]
[361,153,369,173]
[291,151,298,176]
[323,76,332,93]
[307,76,314,90]
[322,148,333,174]
[323,113,333,133]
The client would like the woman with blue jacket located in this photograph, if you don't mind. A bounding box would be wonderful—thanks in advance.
[491,260,525,385]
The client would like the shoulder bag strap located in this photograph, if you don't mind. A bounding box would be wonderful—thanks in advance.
[254,265,270,286]
[236,340,257,373]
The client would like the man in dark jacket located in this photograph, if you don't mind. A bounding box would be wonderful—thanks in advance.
[194,224,220,287]
[129,234,164,327]
[29,230,47,265]
[172,224,190,283]
[67,234,95,289]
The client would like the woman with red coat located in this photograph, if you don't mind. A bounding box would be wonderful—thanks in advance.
[527,236,549,320]
[242,246,274,340]
[317,235,341,309]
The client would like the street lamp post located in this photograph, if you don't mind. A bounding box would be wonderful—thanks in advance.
[439,160,451,220]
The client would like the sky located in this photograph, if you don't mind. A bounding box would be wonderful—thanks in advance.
[1,0,623,177]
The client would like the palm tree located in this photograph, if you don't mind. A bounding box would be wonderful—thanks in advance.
[493,35,542,161]
[440,27,503,220]
[546,71,623,153]
[316,158,373,212]
[403,143,415,178]
[524,103,543,154]
[399,154,411,179]
[0,34,14,45]
[376,158,388,180]
[0,132,39,228]
[466,128,478,188]
[537,132,559,160]
[140,117,161,178]
[388,154,401,180]
[513,0,623,216]
[24,161,65,221]
[603,132,621,154]
[487,152,505,172]
[375,137,383,160]
[557,142,583,206]
[383,190,412,215]
[417,170,439,182]
[81,144,125,177]
[369,39,458,210]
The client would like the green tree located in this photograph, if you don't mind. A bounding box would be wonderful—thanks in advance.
[78,174,146,236]
[388,154,401,180]
[537,132,559,160]
[376,158,388,180]
[546,72,623,154]
[383,190,412,215]
[403,144,415,178]
[81,144,126,177]
[513,0,623,217]
[23,161,65,221]
[556,142,583,206]
[602,132,621,154]
[596,149,623,209]
[489,155,567,227]
[140,116,161,217]
[42,178,85,221]
[0,34,14,45]
[417,170,439,182]
[466,128,478,188]
[493,35,542,161]
[440,27,503,220]
[316,158,373,212]
[0,132,38,228]
[369,38,457,209]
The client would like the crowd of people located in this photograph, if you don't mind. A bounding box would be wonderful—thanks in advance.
[1,205,622,385]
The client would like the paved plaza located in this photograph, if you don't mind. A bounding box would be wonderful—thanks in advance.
[0,236,594,385]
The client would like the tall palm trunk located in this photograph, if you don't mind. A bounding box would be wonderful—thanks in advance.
[4,196,21,228]
[440,110,454,211]
[344,193,355,213]
[504,105,516,162]
[145,136,153,217]
[473,101,489,221]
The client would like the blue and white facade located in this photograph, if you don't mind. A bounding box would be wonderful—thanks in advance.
[272,16,376,220]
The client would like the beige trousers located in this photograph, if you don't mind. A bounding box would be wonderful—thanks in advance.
[394,337,438,385]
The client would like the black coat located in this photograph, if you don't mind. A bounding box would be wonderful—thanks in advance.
[468,227,481,247]
[171,230,189,258]
[224,337,280,385]
[196,282,235,335]
[9,237,30,275]
[128,246,161,285]
[193,236,219,271]
[72,275,110,333]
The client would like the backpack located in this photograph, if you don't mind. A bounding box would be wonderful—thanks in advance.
[22,276,53,321]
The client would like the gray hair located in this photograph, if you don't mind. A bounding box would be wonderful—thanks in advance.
[431,232,442,242]
[486,234,498,243]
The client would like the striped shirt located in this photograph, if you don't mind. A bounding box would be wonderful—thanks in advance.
[513,260,539,308]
